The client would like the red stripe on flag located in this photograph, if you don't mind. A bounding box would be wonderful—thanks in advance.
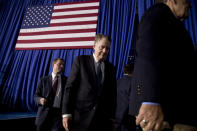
[15,0,100,50]
[17,37,95,43]
[55,0,99,6]
[15,46,93,50]
[19,28,96,36]
[52,13,98,19]
[54,6,99,13]
[50,21,97,27]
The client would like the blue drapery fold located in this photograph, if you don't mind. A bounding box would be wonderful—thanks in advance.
[0,0,136,112]
[184,0,197,45]
[1,0,197,112]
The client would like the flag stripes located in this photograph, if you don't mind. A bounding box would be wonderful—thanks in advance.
[15,0,99,50]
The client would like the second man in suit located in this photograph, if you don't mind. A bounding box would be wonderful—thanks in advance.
[34,58,67,131]
[62,34,117,131]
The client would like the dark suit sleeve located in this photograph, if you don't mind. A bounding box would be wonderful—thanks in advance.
[34,79,43,106]
[62,56,80,114]
[111,67,117,118]
[105,63,117,120]
[132,8,168,103]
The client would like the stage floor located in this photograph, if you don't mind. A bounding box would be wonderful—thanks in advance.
[0,112,36,120]
[0,112,36,131]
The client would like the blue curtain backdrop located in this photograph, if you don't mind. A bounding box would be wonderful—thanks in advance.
[0,0,197,112]
[184,0,197,45]
[0,0,136,112]
[128,0,154,63]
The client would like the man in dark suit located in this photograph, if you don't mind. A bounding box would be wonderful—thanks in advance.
[115,64,134,131]
[62,34,117,131]
[129,0,197,131]
[34,58,67,131]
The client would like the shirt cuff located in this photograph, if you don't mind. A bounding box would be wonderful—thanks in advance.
[62,114,72,118]
[142,102,160,105]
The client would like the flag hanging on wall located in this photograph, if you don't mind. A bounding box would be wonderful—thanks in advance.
[15,0,100,50]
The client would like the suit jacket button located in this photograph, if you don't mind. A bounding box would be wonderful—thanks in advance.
[93,106,96,110]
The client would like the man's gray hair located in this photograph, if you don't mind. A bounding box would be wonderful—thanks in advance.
[94,34,111,44]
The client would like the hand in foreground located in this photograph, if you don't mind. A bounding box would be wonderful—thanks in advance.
[136,104,164,131]
[40,98,47,106]
[62,117,71,131]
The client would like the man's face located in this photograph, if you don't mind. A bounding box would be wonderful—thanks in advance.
[52,60,65,74]
[173,0,191,21]
[93,38,111,61]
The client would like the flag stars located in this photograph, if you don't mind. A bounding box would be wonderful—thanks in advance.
[21,4,54,28]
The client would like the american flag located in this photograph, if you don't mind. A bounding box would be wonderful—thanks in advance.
[15,0,100,50]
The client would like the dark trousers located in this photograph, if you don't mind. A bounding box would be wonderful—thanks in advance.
[36,108,64,131]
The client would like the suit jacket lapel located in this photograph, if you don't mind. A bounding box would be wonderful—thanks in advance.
[89,55,99,88]
[53,75,63,108]
[102,61,106,85]
[46,76,52,98]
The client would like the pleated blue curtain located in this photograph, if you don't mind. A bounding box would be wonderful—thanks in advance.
[1,0,197,112]
[127,0,155,65]
[97,0,136,77]
[0,0,136,112]
[184,0,197,45]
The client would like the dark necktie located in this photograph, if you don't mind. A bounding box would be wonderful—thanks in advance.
[97,62,102,87]
[52,75,58,94]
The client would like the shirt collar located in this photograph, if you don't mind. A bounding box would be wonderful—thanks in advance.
[173,12,178,19]
[52,72,57,80]
[93,53,99,63]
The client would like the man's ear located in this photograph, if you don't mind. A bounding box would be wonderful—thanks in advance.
[93,42,96,49]
[167,0,176,5]
[167,0,176,11]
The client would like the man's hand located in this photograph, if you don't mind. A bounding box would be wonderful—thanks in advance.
[40,98,47,106]
[136,104,164,131]
[62,117,71,131]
